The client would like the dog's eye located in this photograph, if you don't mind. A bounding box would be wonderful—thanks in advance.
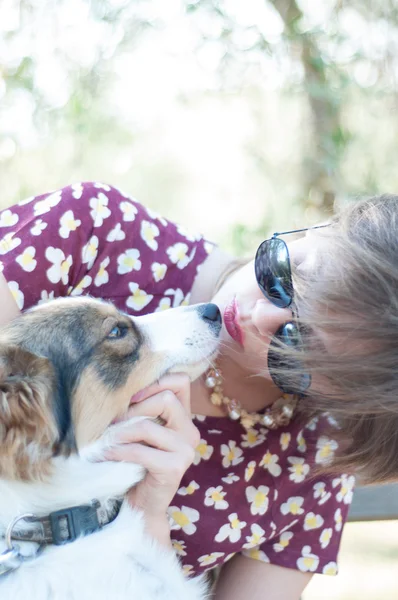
[108,325,126,339]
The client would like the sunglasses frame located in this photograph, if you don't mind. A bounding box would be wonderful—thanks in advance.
[255,224,330,395]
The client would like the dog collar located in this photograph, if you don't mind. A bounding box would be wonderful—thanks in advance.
[0,498,122,577]
[4,498,123,546]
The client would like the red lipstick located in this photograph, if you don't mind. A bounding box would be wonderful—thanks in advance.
[224,297,244,347]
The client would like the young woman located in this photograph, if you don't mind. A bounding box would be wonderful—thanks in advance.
[0,182,395,599]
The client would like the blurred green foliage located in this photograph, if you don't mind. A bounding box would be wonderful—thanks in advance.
[1,0,398,254]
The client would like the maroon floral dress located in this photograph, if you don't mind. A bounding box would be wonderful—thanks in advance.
[0,182,353,577]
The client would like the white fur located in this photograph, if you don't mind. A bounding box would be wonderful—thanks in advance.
[0,420,207,599]
[0,301,220,599]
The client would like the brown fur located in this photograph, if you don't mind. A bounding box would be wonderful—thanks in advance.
[0,346,59,480]
[73,346,161,447]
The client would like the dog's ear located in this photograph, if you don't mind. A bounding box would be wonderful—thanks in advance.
[0,345,60,481]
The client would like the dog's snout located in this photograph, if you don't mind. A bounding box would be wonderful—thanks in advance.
[198,303,222,330]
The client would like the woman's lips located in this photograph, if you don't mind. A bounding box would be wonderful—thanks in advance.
[224,297,244,347]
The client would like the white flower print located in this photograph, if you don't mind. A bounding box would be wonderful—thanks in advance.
[204,486,229,510]
[259,451,282,476]
[243,524,266,549]
[193,439,214,465]
[34,190,62,216]
[280,432,291,451]
[177,481,199,496]
[221,473,240,485]
[287,457,310,483]
[0,209,18,228]
[117,249,142,275]
[155,297,171,312]
[192,414,206,422]
[81,235,99,270]
[296,430,307,452]
[30,219,47,236]
[198,552,225,567]
[38,290,55,305]
[70,276,92,296]
[90,193,111,227]
[94,257,110,287]
[71,183,83,199]
[140,220,160,251]
[204,241,214,255]
[0,261,3,272]
[45,247,73,285]
[297,546,320,572]
[171,540,187,557]
[16,246,36,272]
[0,233,21,255]
[166,242,196,269]
[242,548,269,562]
[163,288,187,308]
[280,496,305,516]
[106,223,126,242]
[273,531,294,553]
[220,441,244,468]
[168,506,199,535]
[7,281,24,309]
[313,481,332,505]
[120,200,138,222]
[126,282,153,311]
[334,508,343,532]
[182,564,194,577]
[214,513,246,543]
[151,262,167,282]
[93,182,111,191]
[303,512,324,531]
[246,485,270,516]
[306,416,319,431]
[315,436,338,465]
[176,224,201,242]
[323,562,338,575]
[241,428,265,448]
[332,474,355,504]
[18,195,34,206]
[244,461,256,482]
[320,527,333,549]
[146,206,168,226]
[59,210,81,239]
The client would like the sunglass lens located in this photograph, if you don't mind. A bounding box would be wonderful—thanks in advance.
[267,322,311,394]
[255,238,293,308]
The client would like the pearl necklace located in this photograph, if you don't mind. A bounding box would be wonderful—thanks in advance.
[204,364,298,430]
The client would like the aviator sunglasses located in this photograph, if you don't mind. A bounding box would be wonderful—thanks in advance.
[254,225,329,395]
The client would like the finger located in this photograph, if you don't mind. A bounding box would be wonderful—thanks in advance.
[130,373,191,414]
[124,392,200,448]
[105,442,195,479]
[108,418,189,454]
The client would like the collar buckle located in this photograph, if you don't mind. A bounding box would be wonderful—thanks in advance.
[50,502,101,546]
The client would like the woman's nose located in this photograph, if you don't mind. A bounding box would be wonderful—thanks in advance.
[251,297,292,337]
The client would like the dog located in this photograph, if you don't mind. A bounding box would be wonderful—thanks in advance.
[0,297,221,599]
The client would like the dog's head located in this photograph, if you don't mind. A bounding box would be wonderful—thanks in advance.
[0,297,221,482]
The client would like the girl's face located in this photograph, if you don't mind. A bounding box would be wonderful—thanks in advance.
[211,232,321,379]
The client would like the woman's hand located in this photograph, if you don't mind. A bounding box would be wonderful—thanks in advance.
[104,373,200,547]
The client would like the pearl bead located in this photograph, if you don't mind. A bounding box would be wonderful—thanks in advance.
[261,414,275,427]
[229,408,241,421]
[282,404,294,418]
[205,376,217,388]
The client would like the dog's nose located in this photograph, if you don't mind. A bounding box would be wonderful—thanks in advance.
[199,303,222,326]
